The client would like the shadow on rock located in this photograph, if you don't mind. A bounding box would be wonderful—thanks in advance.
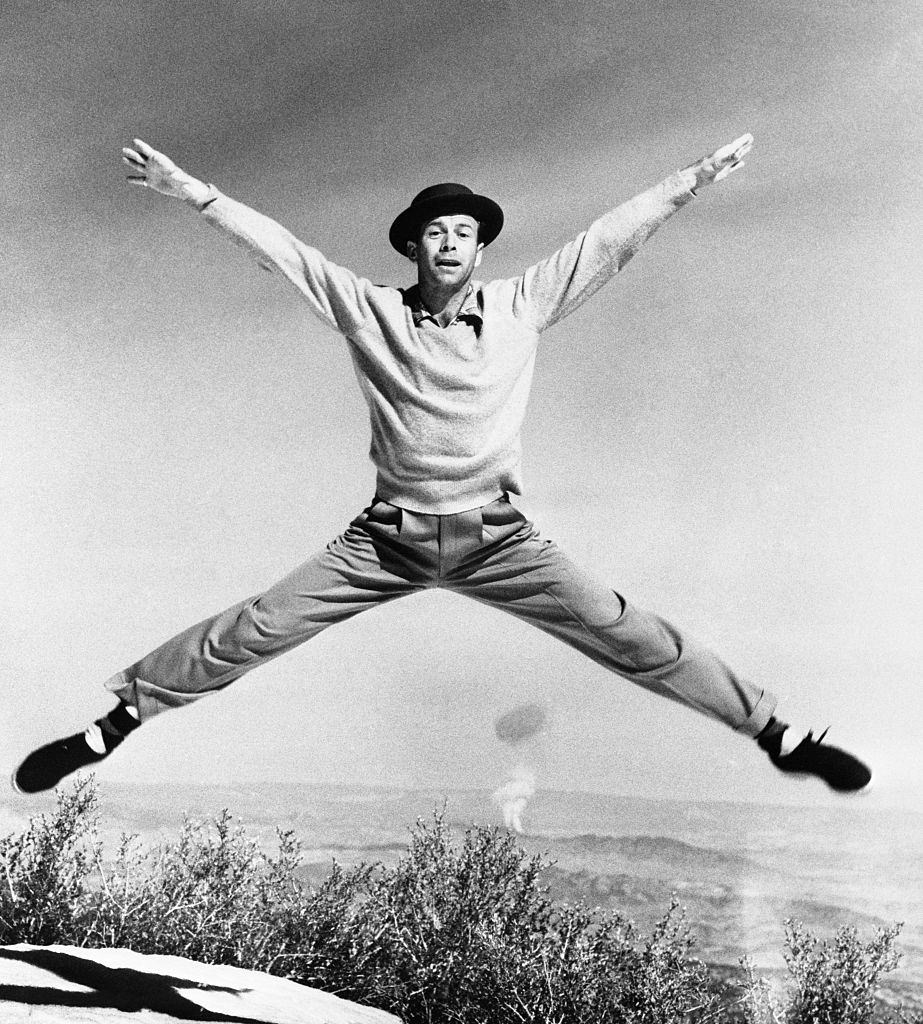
[0,947,265,1023]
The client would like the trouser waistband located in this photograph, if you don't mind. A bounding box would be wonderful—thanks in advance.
[365,494,517,572]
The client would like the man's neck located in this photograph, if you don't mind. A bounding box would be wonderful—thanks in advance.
[417,279,472,328]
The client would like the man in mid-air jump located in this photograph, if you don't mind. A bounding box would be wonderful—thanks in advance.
[13,132,872,795]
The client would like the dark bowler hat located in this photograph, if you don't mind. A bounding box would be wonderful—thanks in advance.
[389,183,504,255]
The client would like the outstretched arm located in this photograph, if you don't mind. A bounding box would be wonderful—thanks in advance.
[121,138,370,335]
[512,133,754,333]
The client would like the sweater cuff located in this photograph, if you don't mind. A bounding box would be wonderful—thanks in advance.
[180,181,220,211]
[667,167,699,200]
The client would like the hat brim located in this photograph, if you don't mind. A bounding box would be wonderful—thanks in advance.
[389,193,504,255]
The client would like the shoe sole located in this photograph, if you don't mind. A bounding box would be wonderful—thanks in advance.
[777,765,874,795]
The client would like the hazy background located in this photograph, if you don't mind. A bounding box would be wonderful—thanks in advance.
[3,0,920,809]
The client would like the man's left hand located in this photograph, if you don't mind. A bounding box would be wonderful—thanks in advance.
[683,133,753,193]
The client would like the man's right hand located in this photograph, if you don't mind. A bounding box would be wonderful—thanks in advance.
[122,138,210,204]
[681,133,753,194]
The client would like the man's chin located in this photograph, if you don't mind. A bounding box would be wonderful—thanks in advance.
[425,269,467,287]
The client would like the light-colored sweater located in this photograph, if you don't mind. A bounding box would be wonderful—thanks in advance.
[200,173,695,514]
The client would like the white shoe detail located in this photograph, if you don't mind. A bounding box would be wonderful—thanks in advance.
[84,723,107,755]
[779,726,808,756]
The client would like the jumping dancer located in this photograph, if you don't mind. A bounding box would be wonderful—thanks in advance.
[13,133,872,795]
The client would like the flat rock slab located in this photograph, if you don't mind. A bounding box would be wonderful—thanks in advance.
[0,944,402,1024]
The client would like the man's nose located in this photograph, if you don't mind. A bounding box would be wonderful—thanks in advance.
[440,236,456,250]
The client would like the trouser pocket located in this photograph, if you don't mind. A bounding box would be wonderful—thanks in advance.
[365,498,403,528]
[481,495,528,544]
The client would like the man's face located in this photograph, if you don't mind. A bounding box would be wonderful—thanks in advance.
[408,214,483,290]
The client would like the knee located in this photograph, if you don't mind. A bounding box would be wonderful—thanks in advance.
[605,598,682,674]
[241,594,291,641]
[201,595,281,660]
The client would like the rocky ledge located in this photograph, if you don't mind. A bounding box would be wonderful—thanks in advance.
[0,944,402,1023]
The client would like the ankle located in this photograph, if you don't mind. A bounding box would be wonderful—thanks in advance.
[98,702,140,738]
[756,715,788,750]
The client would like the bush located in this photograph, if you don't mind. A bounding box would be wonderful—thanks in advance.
[738,921,908,1024]
[780,919,903,1024]
[318,815,719,1023]
[90,809,308,970]
[0,777,915,1024]
[0,775,99,944]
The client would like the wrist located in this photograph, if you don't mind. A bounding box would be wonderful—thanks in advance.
[678,165,702,196]
[172,173,212,208]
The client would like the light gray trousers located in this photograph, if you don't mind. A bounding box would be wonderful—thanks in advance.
[106,497,776,735]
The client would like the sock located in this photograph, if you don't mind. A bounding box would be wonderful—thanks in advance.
[756,715,789,753]
[756,715,787,740]
[101,702,141,735]
[757,716,811,757]
[85,703,141,755]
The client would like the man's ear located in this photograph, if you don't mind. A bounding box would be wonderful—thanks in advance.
[406,241,417,262]
[474,243,484,268]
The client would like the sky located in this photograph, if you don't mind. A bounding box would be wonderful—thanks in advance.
[2,0,921,810]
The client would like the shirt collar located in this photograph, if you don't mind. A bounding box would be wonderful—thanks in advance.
[406,285,483,331]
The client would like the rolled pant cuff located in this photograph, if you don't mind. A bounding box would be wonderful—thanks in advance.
[735,688,777,738]
[104,671,214,723]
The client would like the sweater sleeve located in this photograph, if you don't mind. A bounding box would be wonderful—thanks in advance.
[199,190,370,336]
[510,171,696,334]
